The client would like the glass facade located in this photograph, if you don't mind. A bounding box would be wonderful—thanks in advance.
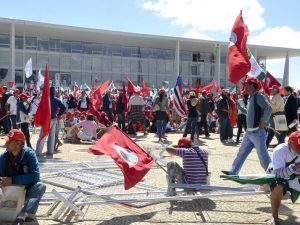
[0,33,260,88]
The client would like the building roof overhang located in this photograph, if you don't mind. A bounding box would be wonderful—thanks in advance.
[0,17,299,60]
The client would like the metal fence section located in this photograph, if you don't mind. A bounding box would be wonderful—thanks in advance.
[41,169,166,207]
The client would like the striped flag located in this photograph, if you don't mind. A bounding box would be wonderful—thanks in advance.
[247,47,266,80]
[173,76,186,117]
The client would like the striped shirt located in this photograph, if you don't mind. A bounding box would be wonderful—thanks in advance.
[176,146,208,184]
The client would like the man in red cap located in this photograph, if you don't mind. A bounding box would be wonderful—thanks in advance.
[222,76,272,175]
[0,129,46,224]
[264,85,286,148]
[266,131,300,225]
[216,89,231,142]
[6,88,20,129]
[16,93,33,149]
[165,137,208,195]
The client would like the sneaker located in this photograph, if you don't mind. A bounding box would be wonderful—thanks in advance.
[227,138,235,143]
[221,170,231,175]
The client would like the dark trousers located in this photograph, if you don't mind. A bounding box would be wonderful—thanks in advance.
[266,128,286,148]
[21,123,32,148]
[219,116,230,141]
[10,115,17,129]
[117,113,126,131]
[105,109,113,123]
[197,114,209,136]
[236,114,247,142]
[2,109,10,133]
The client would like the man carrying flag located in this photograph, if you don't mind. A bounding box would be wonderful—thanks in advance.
[35,76,66,155]
[88,126,154,190]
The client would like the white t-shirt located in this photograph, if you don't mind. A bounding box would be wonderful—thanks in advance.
[79,96,87,108]
[272,143,300,192]
[30,98,40,115]
[6,96,18,115]
[128,94,145,106]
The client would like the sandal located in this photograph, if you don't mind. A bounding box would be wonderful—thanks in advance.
[266,218,280,225]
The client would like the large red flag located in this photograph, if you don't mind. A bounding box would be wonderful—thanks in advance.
[262,81,270,96]
[265,71,281,87]
[92,79,111,109]
[88,126,154,190]
[34,64,51,140]
[227,11,251,84]
[124,75,140,94]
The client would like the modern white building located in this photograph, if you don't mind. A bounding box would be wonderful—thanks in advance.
[0,17,299,89]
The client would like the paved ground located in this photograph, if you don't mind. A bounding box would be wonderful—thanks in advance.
[1,128,300,225]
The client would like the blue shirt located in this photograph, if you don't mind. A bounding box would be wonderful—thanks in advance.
[240,91,272,128]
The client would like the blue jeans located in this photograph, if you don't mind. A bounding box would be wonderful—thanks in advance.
[35,118,57,155]
[156,120,166,139]
[117,113,126,131]
[183,117,198,141]
[10,115,17,129]
[266,128,286,148]
[219,116,230,141]
[228,128,271,175]
[20,182,46,216]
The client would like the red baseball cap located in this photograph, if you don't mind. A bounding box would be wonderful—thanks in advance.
[242,77,259,85]
[177,137,193,147]
[19,93,30,100]
[158,89,165,94]
[288,131,300,151]
[65,112,74,119]
[2,129,26,142]
[270,85,280,91]
[14,88,20,94]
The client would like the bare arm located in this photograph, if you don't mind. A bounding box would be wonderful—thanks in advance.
[165,147,177,155]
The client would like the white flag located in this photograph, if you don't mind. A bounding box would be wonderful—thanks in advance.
[24,58,32,78]
[37,68,44,88]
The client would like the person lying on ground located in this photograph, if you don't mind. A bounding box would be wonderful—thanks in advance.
[0,129,46,225]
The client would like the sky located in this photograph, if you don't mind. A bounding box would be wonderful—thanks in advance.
[1,0,299,87]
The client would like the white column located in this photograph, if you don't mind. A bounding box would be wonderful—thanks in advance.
[23,22,26,84]
[217,44,220,85]
[282,51,289,87]
[173,40,180,85]
[10,23,15,83]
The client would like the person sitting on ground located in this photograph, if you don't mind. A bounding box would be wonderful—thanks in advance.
[70,114,98,143]
[165,137,209,195]
[0,129,46,225]
[266,131,300,225]
[65,111,78,140]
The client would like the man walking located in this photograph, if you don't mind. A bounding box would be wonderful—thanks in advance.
[222,77,272,175]
[35,87,66,156]
[198,91,212,137]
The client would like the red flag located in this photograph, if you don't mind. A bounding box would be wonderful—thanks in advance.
[92,79,111,109]
[122,81,128,110]
[213,80,221,93]
[262,81,270,96]
[88,126,154,190]
[88,101,101,122]
[124,75,140,94]
[265,71,281,87]
[203,83,213,93]
[195,78,201,97]
[227,11,251,84]
[34,64,51,140]
[189,82,193,91]
[142,80,150,96]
